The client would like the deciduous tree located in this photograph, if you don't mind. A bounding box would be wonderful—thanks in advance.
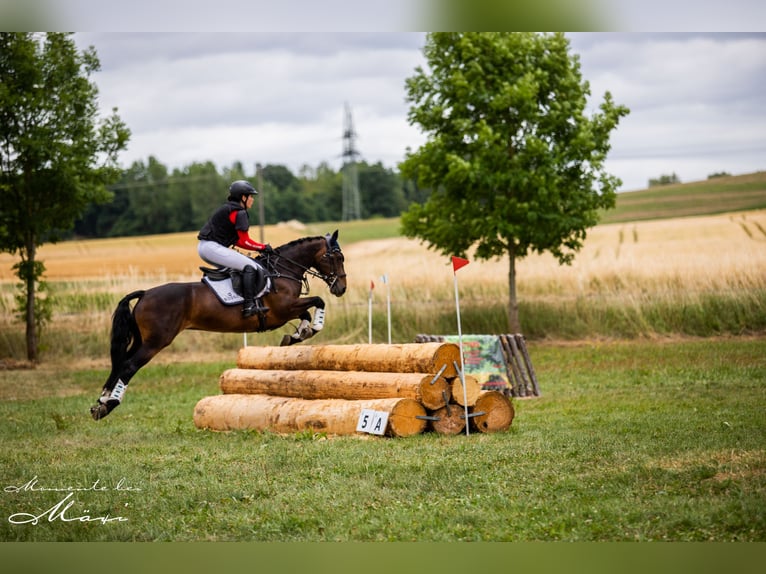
[0,33,129,361]
[400,32,629,331]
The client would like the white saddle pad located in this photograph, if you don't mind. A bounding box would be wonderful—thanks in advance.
[202,276,270,306]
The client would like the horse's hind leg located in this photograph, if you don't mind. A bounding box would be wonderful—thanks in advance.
[90,342,165,420]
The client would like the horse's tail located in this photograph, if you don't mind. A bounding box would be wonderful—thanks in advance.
[109,290,145,375]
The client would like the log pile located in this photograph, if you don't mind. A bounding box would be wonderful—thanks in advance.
[193,342,515,437]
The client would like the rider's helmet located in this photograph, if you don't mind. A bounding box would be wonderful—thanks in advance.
[228,180,258,201]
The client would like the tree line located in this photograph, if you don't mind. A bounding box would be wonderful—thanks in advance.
[74,157,428,238]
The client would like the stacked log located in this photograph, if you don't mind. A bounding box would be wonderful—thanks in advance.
[219,368,450,410]
[193,342,515,437]
[194,395,426,437]
[469,391,515,433]
[237,342,461,378]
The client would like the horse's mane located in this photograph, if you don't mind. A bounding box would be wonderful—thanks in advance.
[276,235,326,252]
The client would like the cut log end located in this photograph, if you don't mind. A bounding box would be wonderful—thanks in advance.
[469,391,515,433]
[418,374,451,410]
[387,398,427,437]
[449,374,482,407]
[427,403,466,435]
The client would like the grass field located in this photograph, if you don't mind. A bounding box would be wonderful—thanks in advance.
[0,337,763,542]
[599,171,766,224]
[0,174,764,545]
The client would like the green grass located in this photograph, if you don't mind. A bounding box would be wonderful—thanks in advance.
[305,217,402,244]
[601,172,766,224]
[1,338,763,541]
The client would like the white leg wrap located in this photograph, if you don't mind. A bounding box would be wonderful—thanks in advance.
[100,379,127,404]
[312,308,326,331]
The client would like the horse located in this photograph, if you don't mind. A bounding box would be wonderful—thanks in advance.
[90,230,347,421]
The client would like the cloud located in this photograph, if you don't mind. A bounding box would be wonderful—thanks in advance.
[75,32,766,192]
[76,32,428,173]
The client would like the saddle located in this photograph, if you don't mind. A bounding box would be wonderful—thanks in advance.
[200,265,269,307]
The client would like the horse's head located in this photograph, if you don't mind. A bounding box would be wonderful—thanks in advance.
[315,229,347,297]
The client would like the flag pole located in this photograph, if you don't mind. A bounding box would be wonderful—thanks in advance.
[381,274,391,344]
[368,280,374,344]
[451,256,471,436]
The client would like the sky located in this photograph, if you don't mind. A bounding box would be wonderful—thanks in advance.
[71,32,766,193]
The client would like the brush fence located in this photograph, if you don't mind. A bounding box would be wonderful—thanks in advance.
[193,342,514,437]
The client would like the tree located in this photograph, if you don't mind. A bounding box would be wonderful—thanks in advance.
[399,32,629,332]
[648,173,681,187]
[0,33,129,361]
[358,161,407,218]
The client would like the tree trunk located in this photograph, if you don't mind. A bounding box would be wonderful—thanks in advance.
[24,240,38,363]
[193,394,427,437]
[219,368,451,410]
[507,245,521,333]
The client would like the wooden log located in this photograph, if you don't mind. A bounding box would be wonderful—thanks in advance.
[193,394,426,437]
[237,342,461,378]
[219,368,451,410]
[508,334,533,396]
[449,374,482,407]
[500,334,525,397]
[515,334,541,396]
[469,391,515,433]
[427,403,466,435]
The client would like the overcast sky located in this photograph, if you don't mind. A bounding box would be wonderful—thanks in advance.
[74,32,766,192]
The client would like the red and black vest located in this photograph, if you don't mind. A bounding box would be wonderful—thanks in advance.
[197,201,249,247]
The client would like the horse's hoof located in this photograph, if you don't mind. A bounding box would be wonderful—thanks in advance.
[280,334,292,347]
[298,326,314,340]
[90,403,109,421]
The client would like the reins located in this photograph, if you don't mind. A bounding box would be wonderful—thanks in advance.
[259,239,344,295]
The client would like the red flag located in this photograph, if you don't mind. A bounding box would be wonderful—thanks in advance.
[370,280,375,290]
[452,256,470,273]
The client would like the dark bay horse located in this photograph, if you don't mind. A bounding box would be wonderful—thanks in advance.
[90,231,347,420]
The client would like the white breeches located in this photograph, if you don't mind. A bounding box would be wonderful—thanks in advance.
[198,241,260,272]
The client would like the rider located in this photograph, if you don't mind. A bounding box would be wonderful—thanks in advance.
[197,180,272,317]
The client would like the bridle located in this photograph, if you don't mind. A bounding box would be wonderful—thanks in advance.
[317,245,346,292]
[260,236,345,294]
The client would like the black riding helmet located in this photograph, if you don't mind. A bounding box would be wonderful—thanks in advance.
[228,180,258,201]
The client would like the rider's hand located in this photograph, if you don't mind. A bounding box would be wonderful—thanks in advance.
[262,244,274,253]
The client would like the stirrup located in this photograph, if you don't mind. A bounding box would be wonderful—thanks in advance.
[242,303,268,318]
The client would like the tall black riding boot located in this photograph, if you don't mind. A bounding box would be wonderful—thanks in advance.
[241,265,268,318]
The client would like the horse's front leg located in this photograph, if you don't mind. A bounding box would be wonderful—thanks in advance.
[280,296,325,346]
